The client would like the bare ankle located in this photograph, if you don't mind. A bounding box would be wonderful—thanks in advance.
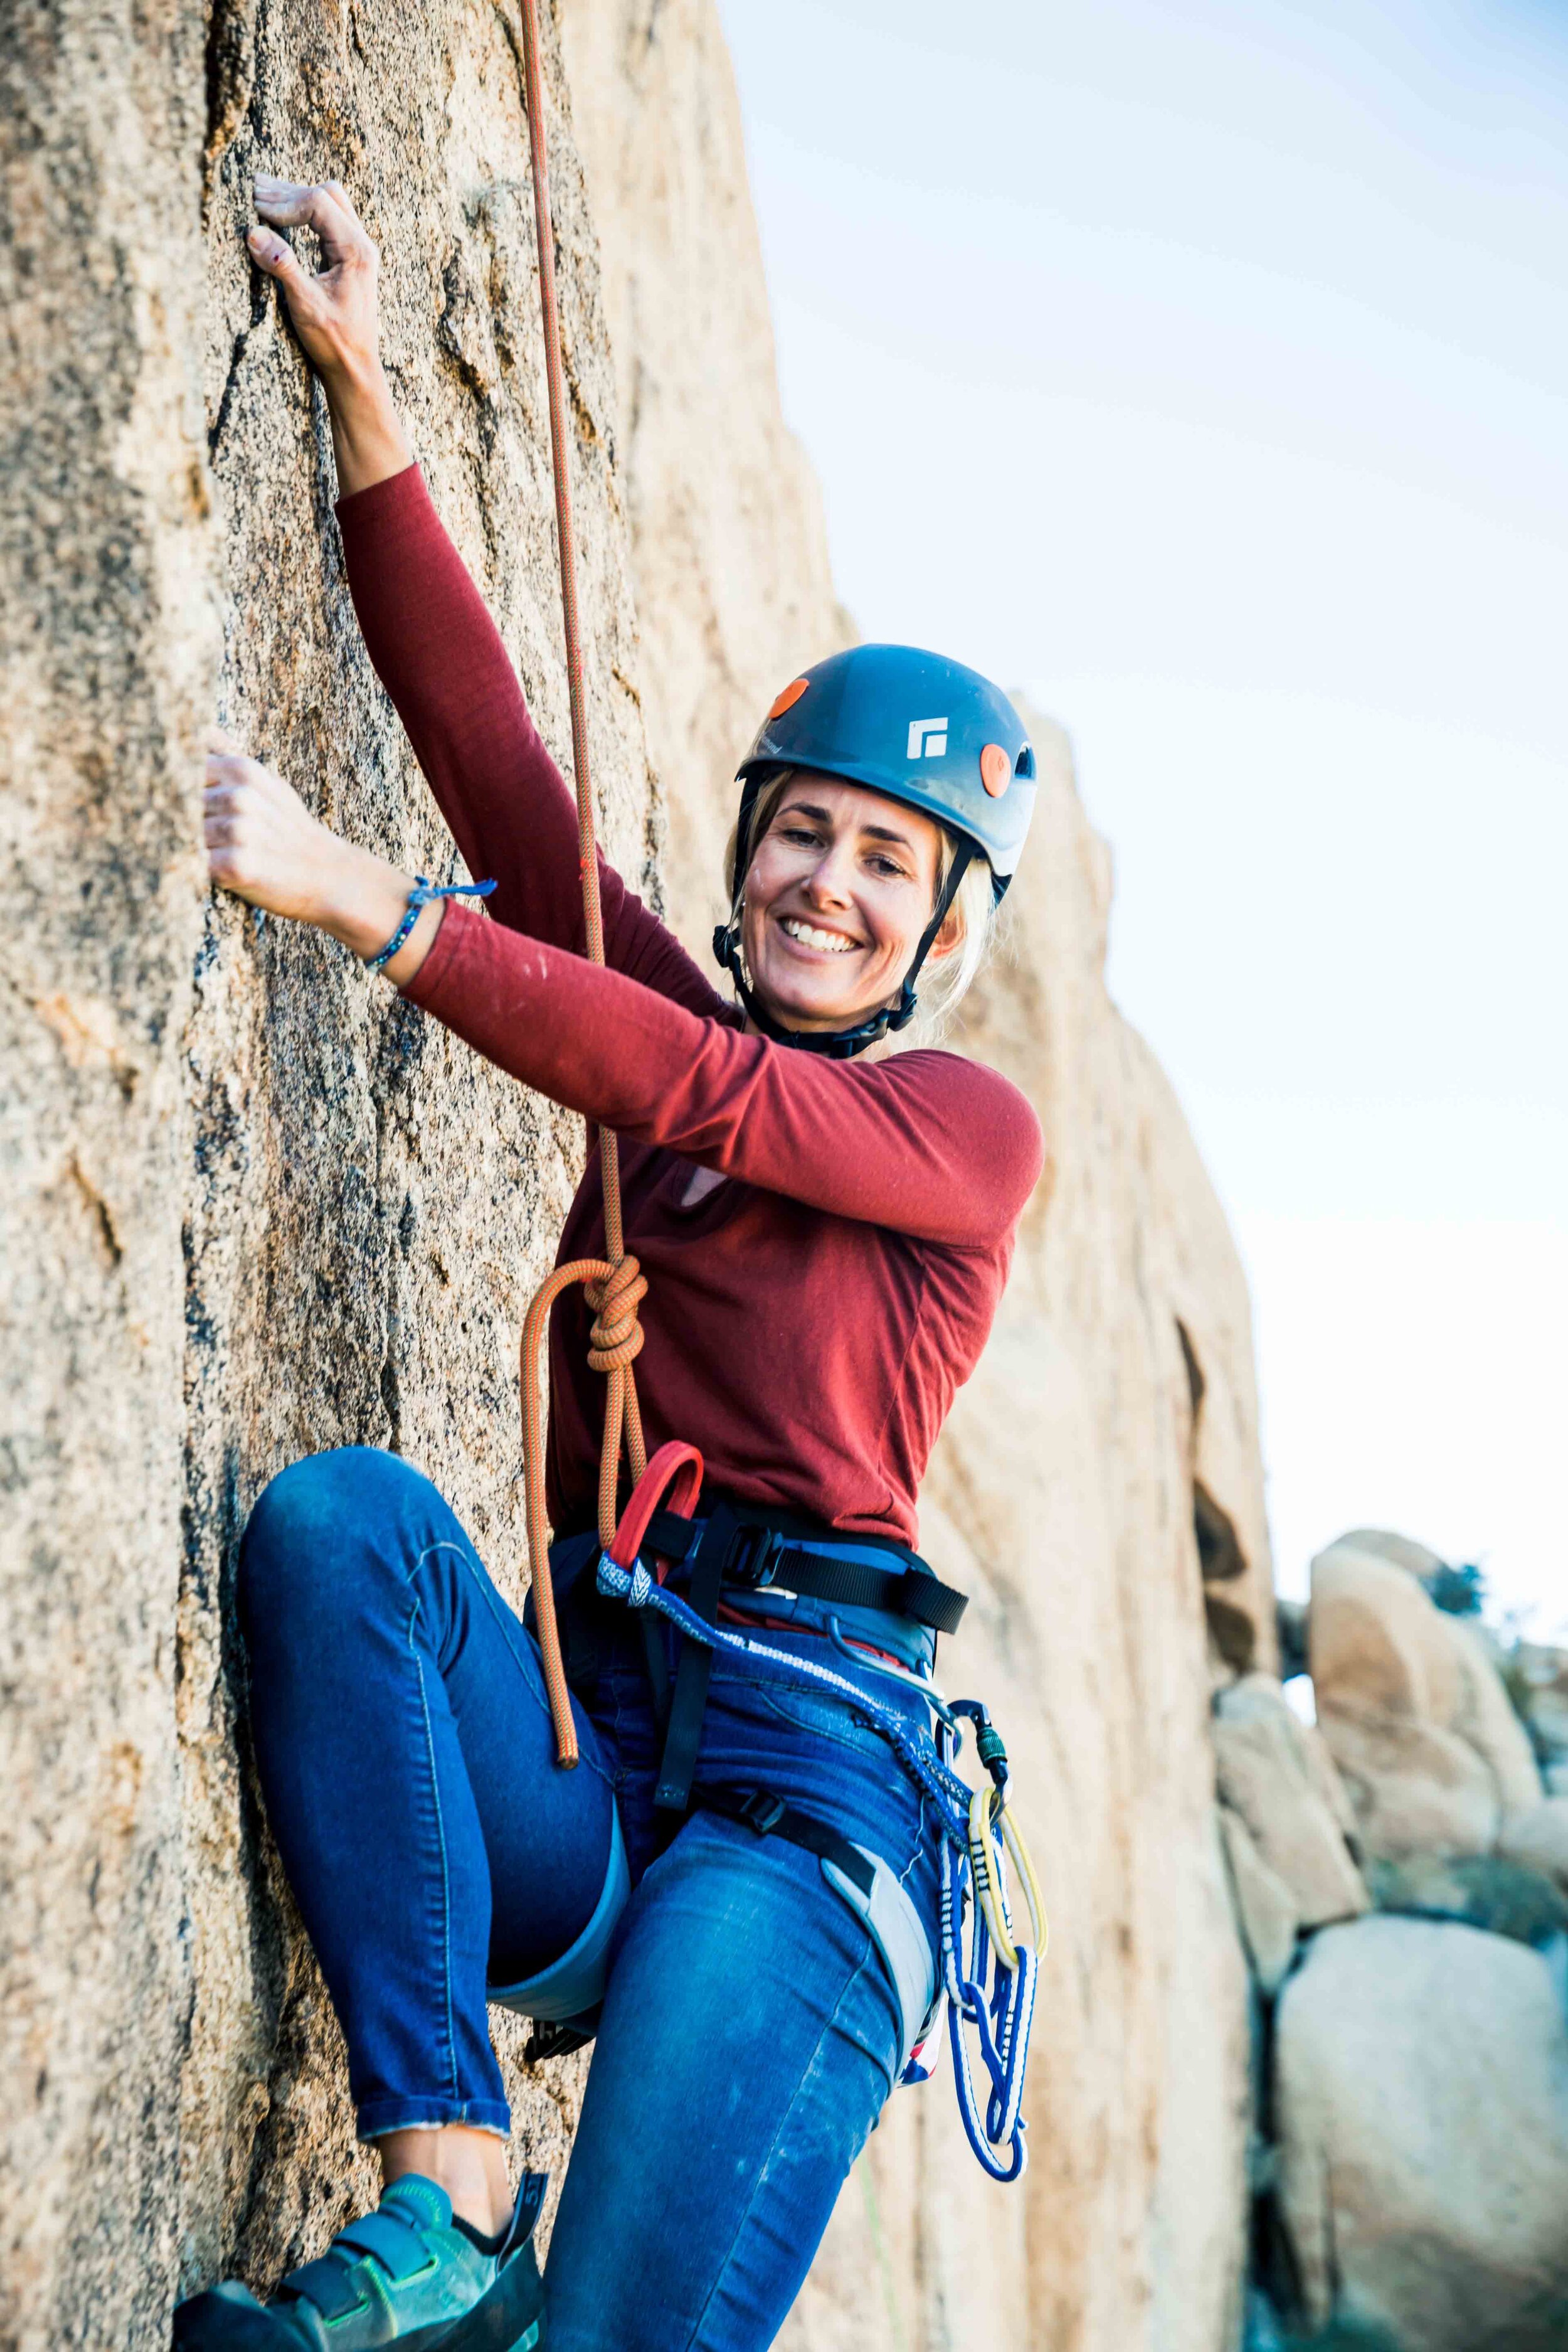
[378,2124,513,2239]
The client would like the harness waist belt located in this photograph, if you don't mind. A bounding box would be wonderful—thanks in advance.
[644,1505,968,1636]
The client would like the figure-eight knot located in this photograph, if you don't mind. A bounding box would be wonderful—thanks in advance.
[585,1253,647,1372]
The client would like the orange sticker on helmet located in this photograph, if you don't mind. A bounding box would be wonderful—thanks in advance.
[980,743,1012,797]
[767,678,811,720]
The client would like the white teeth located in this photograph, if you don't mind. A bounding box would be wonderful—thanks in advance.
[780,916,857,954]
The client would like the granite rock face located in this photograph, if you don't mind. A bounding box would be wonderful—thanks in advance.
[4,2,654,2341]
[1,6,217,2338]
[4,3,1273,2347]
[1221,1811,1301,1996]
[558,0,854,940]
[183,0,659,2302]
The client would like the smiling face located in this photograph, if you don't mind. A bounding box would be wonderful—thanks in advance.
[737,772,955,1034]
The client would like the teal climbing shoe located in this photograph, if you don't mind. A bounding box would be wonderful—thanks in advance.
[171,2171,546,2350]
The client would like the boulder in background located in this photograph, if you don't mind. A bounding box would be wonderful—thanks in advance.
[1213,1674,1368,1929]
[1499,1795,1568,1892]
[1333,1530,1446,1582]
[1221,1809,1300,1994]
[1274,1916,1568,2351]
[1364,1852,1568,1949]
[1310,1539,1540,1860]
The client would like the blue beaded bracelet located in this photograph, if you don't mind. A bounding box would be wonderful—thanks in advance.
[364,876,497,972]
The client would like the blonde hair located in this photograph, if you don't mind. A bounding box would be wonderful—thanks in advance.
[723,768,999,1047]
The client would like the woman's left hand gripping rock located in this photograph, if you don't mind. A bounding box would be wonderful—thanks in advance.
[203,729,343,922]
[203,730,442,979]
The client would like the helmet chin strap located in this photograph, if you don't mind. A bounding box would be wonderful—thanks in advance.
[711,841,974,1062]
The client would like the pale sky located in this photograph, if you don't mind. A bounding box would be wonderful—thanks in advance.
[716,0,1568,1629]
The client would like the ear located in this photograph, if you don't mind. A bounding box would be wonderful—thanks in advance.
[923,905,963,964]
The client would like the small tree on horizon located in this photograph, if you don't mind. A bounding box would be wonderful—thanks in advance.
[1428,1560,1486,1618]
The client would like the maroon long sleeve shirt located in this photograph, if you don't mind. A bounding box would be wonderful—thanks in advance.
[337,467,1044,1550]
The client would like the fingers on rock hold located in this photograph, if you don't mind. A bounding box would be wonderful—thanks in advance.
[246,226,295,273]
[251,177,375,267]
[252,176,314,220]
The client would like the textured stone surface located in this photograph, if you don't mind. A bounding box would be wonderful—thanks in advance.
[1364,1852,1568,1947]
[558,0,853,940]
[1334,1528,1446,1582]
[1508,1641,1568,1779]
[1,5,217,2338]
[4,2,1275,2346]
[4,2,654,2341]
[1221,1811,1300,1995]
[184,0,659,2305]
[1498,1795,1568,1890]
[1274,1917,1568,2349]
[1213,1675,1368,1929]
[1310,1538,1540,1862]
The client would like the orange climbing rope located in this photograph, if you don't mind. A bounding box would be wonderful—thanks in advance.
[516,0,647,1769]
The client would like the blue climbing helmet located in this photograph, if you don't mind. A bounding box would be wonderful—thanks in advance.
[713,644,1038,1057]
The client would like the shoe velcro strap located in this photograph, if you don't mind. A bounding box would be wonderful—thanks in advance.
[332,2208,437,2282]
[280,2253,370,2321]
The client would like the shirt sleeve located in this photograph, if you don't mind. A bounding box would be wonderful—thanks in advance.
[402,904,1046,1249]
[334,463,723,1018]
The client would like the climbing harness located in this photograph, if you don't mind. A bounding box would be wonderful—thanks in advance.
[589,1444,1049,2177]
[511,0,1047,2180]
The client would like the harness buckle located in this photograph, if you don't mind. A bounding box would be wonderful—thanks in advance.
[724,1524,781,1590]
[735,1789,788,1836]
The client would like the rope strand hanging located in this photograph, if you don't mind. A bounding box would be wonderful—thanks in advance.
[516,0,646,1767]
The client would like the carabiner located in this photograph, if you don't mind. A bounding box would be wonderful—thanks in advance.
[951,1697,1012,1813]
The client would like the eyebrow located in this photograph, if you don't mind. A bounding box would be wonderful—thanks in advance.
[780,800,916,852]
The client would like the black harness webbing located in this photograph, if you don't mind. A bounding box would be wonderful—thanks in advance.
[653,1535,724,1814]
[645,1505,968,1637]
[689,1783,876,1899]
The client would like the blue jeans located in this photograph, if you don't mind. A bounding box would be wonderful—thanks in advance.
[239,1448,941,2352]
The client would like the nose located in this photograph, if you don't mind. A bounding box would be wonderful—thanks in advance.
[803,834,857,908]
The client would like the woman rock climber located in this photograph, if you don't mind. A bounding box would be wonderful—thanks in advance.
[176,177,1044,2352]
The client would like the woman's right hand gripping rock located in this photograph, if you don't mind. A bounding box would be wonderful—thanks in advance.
[248,177,411,496]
